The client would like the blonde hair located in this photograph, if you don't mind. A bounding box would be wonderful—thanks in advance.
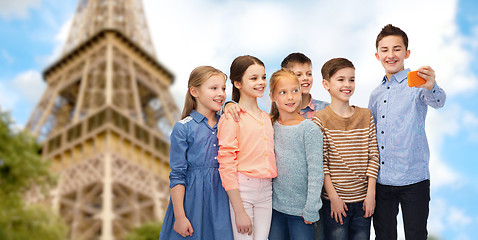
[181,66,227,119]
[269,68,301,123]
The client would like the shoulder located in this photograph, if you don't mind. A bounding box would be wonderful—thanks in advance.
[178,116,193,125]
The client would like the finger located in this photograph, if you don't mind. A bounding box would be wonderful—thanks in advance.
[343,203,349,211]
[248,227,253,235]
[339,214,343,225]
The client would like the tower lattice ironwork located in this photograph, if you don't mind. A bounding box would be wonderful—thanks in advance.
[26,0,179,239]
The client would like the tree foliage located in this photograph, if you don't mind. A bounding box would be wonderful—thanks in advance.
[0,110,67,240]
[125,221,162,240]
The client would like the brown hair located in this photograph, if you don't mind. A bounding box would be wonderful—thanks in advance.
[376,24,409,50]
[280,52,312,69]
[269,68,301,123]
[230,55,265,102]
[321,58,355,81]
[181,66,226,119]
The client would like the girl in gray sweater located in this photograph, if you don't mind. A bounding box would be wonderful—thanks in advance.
[268,68,324,240]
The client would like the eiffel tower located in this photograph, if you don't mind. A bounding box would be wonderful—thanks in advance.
[26,0,179,239]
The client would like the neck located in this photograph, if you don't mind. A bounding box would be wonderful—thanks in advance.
[329,99,354,118]
[277,110,303,125]
[238,95,260,113]
[300,93,311,109]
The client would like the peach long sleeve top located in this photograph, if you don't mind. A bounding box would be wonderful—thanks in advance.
[217,111,277,191]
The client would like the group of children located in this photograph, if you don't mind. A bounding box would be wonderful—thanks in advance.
[158,24,446,240]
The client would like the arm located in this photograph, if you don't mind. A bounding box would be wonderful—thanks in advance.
[227,189,253,235]
[168,123,193,236]
[217,116,240,191]
[364,113,380,218]
[171,185,194,237]
[416,66,446,109]
[363,177,376,218]
[302,125,324,223]
[323,174,348,225]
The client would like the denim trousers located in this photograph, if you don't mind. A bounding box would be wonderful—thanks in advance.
[322,199,371,240]
[373,180,430,240]
[229,173,272,240]
[268,209,314,240]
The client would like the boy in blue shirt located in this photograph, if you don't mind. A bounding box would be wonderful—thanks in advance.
[368,24,446,240]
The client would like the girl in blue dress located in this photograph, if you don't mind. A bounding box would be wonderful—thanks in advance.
[159,66,233,240]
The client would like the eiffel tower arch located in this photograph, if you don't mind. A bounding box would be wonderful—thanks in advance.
[26,0,180,239]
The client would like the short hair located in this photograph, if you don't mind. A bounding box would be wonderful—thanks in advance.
[280,52,312,69]
[321,58,355,81]
[376,24,409,49]
[230,55,265,102]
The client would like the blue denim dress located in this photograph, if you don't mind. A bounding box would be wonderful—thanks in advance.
[159,110,233,240]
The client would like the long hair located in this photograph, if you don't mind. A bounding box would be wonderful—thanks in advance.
[269,68,301,123]
[181,66,226,119]
[229,55,265,102]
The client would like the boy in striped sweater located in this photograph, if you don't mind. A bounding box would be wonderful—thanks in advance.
[312,58,380,240]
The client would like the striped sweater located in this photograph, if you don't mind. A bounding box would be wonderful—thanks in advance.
[312,106,380,203]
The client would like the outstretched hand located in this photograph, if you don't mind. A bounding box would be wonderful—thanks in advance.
[416,66,436,90]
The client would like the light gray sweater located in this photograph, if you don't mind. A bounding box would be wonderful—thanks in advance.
[272,119,324,222]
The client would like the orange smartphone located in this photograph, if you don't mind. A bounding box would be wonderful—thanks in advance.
[407,70,426,87]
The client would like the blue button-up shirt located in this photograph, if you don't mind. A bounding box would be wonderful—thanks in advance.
[368,69,446,186]
[169,110,221,188]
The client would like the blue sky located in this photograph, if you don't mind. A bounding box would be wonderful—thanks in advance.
[1,0,477,239]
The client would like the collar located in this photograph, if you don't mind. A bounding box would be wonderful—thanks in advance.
[303,95,315,111]
[381,68,410,84]
[190,110,220,125]
[190,110,206,123]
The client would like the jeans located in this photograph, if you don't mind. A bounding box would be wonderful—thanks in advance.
[313,208,325,240]
[268,209,314,240]
[373,180,430,240]
[230,173,272,240]
[322,199,371,240]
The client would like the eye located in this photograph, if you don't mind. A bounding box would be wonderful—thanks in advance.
[296,74,301,77]
[307,73,312,77]
[262,76,267,80]
[279,91,286,94]
[222,87,226,91]
[251,77,257,80]
[212,87,217,90]
[350,79,355,82]
[292,89,299,93]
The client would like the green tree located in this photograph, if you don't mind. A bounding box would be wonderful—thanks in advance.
[0,110,67,240]
[125,221,162,240]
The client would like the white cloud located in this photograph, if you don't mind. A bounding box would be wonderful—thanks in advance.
[0,0,42,19]
[11,70,45,104]
[0,81,19,111]
[1,49,14,64]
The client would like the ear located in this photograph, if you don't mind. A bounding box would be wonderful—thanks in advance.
[405,49,411,59]
[322,79,330,91]
[190,86,199,98]
[269,91,275,102]
[233,81,242,90]
[375,52,380,61]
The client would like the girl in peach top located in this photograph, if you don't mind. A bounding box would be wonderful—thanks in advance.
[217,55,277,240]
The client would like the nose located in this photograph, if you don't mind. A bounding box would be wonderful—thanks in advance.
[287,92,293,99]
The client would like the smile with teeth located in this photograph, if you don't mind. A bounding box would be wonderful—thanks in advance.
[340,89,352,94]
[285,103,296,107]
[214,99,223,104]
[301,83,310,88]
[254,87,265,92]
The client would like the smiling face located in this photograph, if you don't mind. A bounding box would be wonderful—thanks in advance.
[323,67,355,104]
[234,64,267,99]
[289,63,313,95]
[375,35,410,80]
[190,74,226,115]
[270,76,301,114]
